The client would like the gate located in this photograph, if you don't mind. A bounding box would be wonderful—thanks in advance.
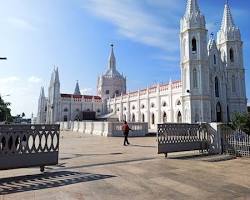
[221,125,250,157]
[157,123,210,157]
[0,124,60,172]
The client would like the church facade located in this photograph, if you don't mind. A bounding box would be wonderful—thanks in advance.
[37,45,126,124]
[37,0,247,130]
[36,68,103,124]
[107,0,247,130]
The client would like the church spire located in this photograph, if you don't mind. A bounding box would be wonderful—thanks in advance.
[185,0,200,17]
[54,67,60,83]
[74,81,81,95]
[220,2,235,32]
[109,44,116,70]
[40,87,45,97]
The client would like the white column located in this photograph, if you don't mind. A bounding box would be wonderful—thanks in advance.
[169,81,173,122]
[146,87,150,128]
[137,90,140,122]
[157,84,161,124]
[127,93,130,122]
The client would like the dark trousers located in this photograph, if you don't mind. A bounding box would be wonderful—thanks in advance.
[123,133,129,145]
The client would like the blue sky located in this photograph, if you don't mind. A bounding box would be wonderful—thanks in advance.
[0,0,249,116]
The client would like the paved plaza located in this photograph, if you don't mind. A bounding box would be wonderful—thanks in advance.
[0,132,250,200]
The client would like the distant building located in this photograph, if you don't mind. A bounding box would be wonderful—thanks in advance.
[37,45,124,123]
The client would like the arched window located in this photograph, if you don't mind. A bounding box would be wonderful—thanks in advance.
[124,107,126,111]
[163,112,167,123]
[193,68,198,88]
[151,103,155,108]
[227,106,230,122]
[213,54,216,65]
[142,113,145,122]
[192,38,197,52]
[151,113,155,125]
[132,105,135,110]
[132,113,135,122]
[176,100,181,106]
[215,77,219,97]
[195,113,199,123]
[64,108,68,112]
[177,111,182,123]
[229,48,234,62]
[141,104,145,109]
[216,102,222,122]
[162,101,167,107]
[232,75,236,93]
[63,115,68,122]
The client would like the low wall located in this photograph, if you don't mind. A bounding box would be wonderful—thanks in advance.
[59,121,148,137]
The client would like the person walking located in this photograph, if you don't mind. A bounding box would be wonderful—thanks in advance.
[122,121,131,146]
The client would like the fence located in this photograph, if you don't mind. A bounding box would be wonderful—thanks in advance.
[157,123,210,156]
[221,125,250,157]
[0,124,60,172]
[59,121,148,137]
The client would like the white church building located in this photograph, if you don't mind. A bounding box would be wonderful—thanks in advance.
[37,0,247,131]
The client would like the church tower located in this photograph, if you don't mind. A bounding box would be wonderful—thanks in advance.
[37,87,47,123]
[217,3,247,119]
[46,67,61,123]
[180,0,211,123]
[97,44,126,101]
[74,81,81,95]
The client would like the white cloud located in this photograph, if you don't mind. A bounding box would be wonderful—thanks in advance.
[0,76,41,116]
[82,0,179,51]
[28,76,42,83]
[7,17,36,31]
[80,88,93,94]
[0,76,20,84]
[153,55,179,62]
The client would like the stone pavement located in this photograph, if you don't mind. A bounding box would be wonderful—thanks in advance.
[0,131,249,200]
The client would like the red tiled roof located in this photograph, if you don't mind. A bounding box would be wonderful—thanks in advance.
[60,93,102,100]
[61,93,72,98]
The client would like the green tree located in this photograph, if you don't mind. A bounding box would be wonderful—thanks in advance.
[231,112,250,135]
[0,96,12,122]
[21,112,25,118]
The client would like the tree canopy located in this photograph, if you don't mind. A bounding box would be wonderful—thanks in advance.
[0,96,12,122]
[231,112,250,135]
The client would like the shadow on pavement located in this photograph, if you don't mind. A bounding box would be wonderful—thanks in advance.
[0,171,115,195]
[129,144,156,148]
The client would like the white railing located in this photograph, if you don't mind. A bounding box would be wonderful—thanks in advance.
[59,121,148,137]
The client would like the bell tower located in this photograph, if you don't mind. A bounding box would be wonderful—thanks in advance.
[180,0,211,123]
[217,2,247,117]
